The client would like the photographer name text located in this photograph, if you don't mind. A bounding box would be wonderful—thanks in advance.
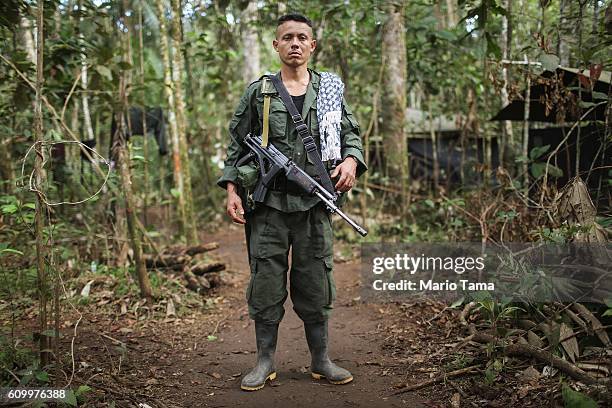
[372,279,494,291]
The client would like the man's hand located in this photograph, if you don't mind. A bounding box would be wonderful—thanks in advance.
[226,182,246,224]
[330,156,357,193]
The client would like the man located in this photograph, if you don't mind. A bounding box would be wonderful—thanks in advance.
[217,13,366,391]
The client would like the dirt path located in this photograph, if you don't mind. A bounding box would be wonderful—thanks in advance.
[145,224,427,407]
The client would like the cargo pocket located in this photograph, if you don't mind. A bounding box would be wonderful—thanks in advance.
[256,95,287,142]
[236,162,259,189]
[311,206,333,258]
[246,258,257,302]
[269,99,288,138]
[324,256,336,305]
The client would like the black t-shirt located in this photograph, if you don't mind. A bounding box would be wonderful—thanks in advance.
[291,93,306,115]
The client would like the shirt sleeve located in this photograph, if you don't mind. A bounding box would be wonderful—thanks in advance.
[340,97,367,178]
[216,84,259,189]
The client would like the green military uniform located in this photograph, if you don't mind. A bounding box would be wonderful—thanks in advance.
[217,68,366,325]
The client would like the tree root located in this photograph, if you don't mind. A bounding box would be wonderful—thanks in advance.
[393,365,482,394]
[466,324,608,385]
[460,301,477,326]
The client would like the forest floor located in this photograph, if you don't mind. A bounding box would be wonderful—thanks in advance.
[4,222,594,407]
[54,224,431,407]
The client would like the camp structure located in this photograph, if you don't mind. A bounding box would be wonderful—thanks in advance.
[492,66,611,206]
[367,107,499,192]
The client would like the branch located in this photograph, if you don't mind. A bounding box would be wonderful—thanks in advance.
[393,365,482,394]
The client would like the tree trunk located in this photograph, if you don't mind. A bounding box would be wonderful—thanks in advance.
[428,96,440,191]
[575,1,587,178]
[0,135,15,194]
[170,0,198,244]
[592,0,599,35]
[155,0,188,239]
[33,0,50,367]
[381,1,408,208]
[114,0,153,301]
[433,2,444,30]
[500,0,514,166]
[241,1,260,84]
[19,16,36,65]
[558,0,571,66]
[446,0,458,27]
[78,2,94,144]
[180,12,195,113]
[138,1,149,226]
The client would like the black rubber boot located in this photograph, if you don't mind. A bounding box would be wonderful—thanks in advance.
[241,322,279,391]
[304,321,353,385]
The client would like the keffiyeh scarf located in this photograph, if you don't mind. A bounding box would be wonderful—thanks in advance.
[317,72,344,163]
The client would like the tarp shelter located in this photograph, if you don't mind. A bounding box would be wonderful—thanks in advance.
[492,67,610,123]
[491,66,610,205]
[403,108,498,188]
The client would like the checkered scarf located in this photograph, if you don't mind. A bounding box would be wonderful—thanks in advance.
[317,72,344,163]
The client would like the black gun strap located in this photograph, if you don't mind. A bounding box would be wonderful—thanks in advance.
[268,73,336,197]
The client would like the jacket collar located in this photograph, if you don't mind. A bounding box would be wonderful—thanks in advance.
[301,68,320,117]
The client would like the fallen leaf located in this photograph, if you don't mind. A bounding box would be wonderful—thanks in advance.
[451,393,460,408]
[542,365,558,377]
[81,280,94,297]
[527,331,543,348]
[573,303,611,346]
[519,366,540,383]
[560,323,579,363]
[166,298,176,317]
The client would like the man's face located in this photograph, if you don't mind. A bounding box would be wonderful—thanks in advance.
[273,20,316,68]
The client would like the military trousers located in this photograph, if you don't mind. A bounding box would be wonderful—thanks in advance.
[245,203,336,324]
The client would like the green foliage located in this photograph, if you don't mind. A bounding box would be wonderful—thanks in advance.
[445,352,474,370]
[530,162,564,179]
[0,334,41,387]
[603,298,612,318]
[562,385,598,408]
[532,224,590,243]
[483,357,505,385]
[473,292,524,330]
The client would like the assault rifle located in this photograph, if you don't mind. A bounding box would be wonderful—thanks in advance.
[236,134,367,237]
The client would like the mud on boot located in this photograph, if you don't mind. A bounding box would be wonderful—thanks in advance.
[241,322,279,391]
[304,320,353,385]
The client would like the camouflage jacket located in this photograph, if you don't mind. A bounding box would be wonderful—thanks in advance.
[217,68,367,212]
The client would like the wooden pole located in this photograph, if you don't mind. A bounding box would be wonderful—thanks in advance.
[522,55,531,195]
[34,0,50,367]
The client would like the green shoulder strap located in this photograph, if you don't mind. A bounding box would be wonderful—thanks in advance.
[261,77,273,147]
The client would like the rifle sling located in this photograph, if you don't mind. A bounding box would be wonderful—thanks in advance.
[261,94,270,147]
[268,73,336,197]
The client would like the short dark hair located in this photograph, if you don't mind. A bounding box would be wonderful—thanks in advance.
[277,13,312,28]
